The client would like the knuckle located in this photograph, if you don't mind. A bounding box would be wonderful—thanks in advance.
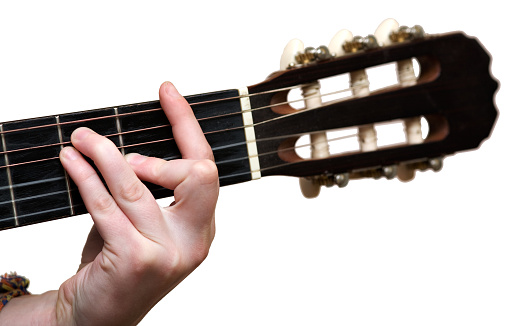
[92,193,116,213]
[119,181,145,203]
[199,147,214,161]
[191,160,218,185]
[151,160,165,181]
[189,244,210,269]
[127,244,181,281]
[75,168,97,186]
[131,248,157,273]
[159,247,183,276]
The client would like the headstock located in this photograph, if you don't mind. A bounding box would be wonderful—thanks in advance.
[247,19,498,198]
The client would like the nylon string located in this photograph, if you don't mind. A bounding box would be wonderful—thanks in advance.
[0,85,357,173]
[0,130,361,207]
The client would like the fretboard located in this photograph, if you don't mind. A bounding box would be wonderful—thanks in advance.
[0,89,254,231]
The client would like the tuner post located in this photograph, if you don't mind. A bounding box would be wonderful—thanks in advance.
[329,31,379,153]
[374,19,427,182]
[281,39,334,198]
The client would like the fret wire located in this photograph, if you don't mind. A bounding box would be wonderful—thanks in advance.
[56,115,75,216]
[0,124,18,226]
[0,87,353,158]
[114,107,126,155]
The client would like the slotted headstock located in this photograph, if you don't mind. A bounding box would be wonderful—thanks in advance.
[247,26,498,196]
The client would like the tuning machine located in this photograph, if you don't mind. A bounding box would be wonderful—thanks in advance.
[280,39,332,70]
[300,172,350,190]
[281,39,332,198]
[295,46,332,65]
[329,29,378,153]
[285,21,440,198]
[342,35,378,53]
[389,25,425,43]
[347,156,443,183]
[374,19,427,181]
[349,165,398,181]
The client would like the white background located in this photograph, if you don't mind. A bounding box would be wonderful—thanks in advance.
[0,1,527,325]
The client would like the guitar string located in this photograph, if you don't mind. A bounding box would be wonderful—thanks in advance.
[0,84,300,136]
[0,89,314,156]
[0,129,360,183]
[0,132,361,207]
[0,86,355,167]
[0,84,364,212]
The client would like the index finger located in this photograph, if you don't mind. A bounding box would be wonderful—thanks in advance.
[159,81,214,161]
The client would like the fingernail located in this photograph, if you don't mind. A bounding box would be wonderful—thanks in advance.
[164,81,180,98]
[125,153,147,166]
[60,146,80,161]
[72,127,94,141]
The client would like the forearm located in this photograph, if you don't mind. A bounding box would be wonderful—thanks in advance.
[0,291,58,326]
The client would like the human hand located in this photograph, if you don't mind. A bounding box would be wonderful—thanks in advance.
[54,81,218,325]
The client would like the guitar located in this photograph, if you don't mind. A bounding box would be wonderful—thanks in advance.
[0,23,498,231]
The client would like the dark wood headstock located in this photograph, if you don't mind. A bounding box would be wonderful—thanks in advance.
[248,32,498,181]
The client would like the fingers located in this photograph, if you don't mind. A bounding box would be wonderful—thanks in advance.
[126,153,218,191]
[61,128,162,235]
[59,146,127,241]
[60,82,218,244]
[159,82,214,161]
[126,154,219,248]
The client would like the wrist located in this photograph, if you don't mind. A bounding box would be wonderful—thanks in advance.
[0,290,59,325]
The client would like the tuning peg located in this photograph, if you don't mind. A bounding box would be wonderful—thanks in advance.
[330,29,376,151]
[397,157,443,182]
[397,164,416,182]
[375,18,425,179]
[281,38,330,197]
[280,39,304,70]
[299,177,321,198]
[403,117,423,144]
[374,18,399,46]
[328,29,353,57]
[300,172,349,198]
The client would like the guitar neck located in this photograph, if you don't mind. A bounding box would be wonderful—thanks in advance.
[0,88,256,231]
[0,32,499,232]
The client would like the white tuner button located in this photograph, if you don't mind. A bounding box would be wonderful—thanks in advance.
[299,178,321,198]
[397,164,416,182]
[374,18,399,46]
[328,29,353,57]
[280,39,304,70]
